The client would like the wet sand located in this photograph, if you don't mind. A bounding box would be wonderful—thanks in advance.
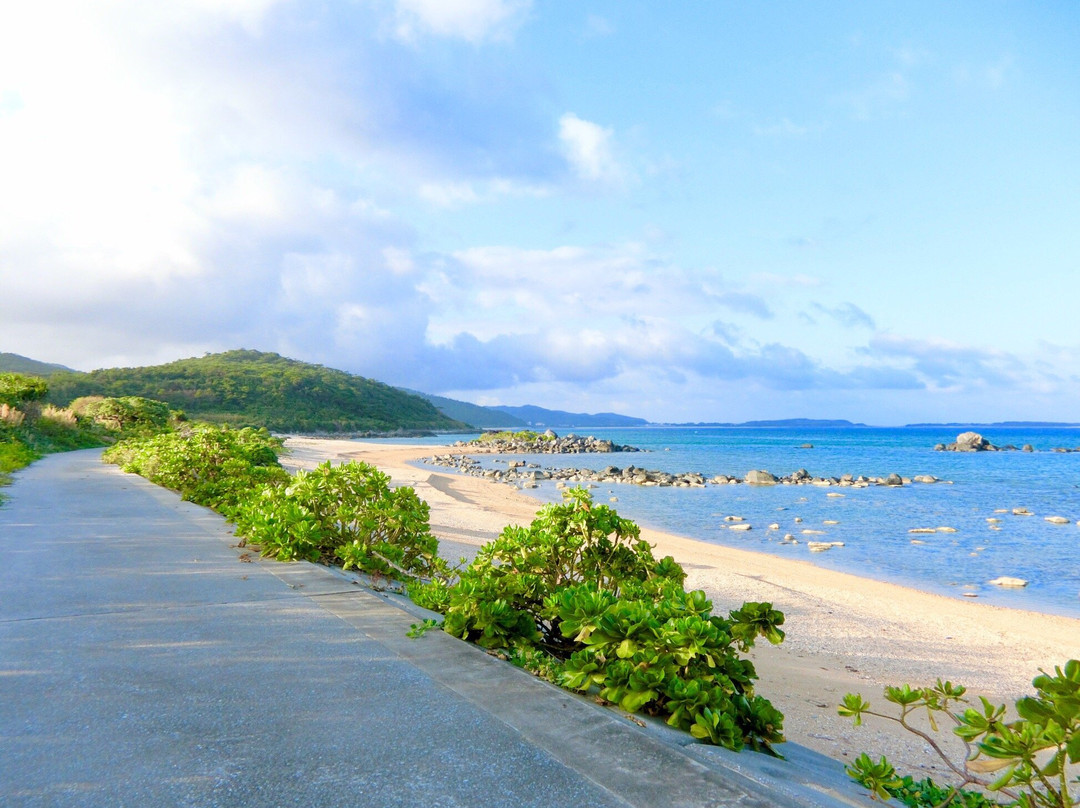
[282,437,1080,778]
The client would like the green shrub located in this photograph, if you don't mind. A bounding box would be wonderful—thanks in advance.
[0,438,39,475]
[72,395,179,435]
[412,487,786,754]
[839,660,1080,807]
[104,424,287,514]
[472,429,551,443]
[0,373,48,406]
[234,460,444,581]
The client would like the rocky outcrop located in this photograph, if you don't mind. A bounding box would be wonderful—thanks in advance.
[457,431,640,454]
[935,431,1016,452]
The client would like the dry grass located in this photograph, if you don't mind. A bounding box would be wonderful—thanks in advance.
[0,403,25,427]
[40,405,78,428]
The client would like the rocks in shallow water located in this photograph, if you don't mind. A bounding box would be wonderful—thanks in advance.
[989,576,1028,588]
[1012,507,1033,516]
[808,541,844,552]
[909,528,938,534]
[936,526,957,533]
[728,523,752,531]
[1045,516,1071,524]
[423,453,954,493]
[936,431,1009,452]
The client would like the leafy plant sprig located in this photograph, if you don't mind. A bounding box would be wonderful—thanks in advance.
[839,660,1080,808]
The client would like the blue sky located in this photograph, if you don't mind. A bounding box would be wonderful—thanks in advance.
[1,1,1078,424]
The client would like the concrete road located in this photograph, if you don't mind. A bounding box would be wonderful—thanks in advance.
[0,449,868,807]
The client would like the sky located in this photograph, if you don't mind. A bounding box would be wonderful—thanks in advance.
[2,1,1078,425]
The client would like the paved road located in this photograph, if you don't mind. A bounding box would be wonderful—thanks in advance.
[0,450,868,807]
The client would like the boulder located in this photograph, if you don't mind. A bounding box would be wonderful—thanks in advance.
[988,576,1028,588]
[745,469,778,485]
[884,473,904,486]
[956,431,990,450]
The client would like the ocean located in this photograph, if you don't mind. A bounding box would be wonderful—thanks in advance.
[400,426,1080,618]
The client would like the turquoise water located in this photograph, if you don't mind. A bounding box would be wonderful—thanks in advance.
[401,426,1080,618]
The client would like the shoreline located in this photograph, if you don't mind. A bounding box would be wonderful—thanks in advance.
[282,436,1080,779]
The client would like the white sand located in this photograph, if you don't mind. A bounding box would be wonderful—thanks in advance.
[282,437,1080,777]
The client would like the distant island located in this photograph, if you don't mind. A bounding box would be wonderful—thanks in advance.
[664,418,869,428]
[905,421,1080,428]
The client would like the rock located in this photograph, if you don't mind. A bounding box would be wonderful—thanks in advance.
[963,592,979,598]
[884,473,904,486]
[826,492,845,498]
[801,529,826,535]
[1045,516,1070,524]
[794,517,803,523]
[986,517,1001,523]
[729,523,752,531]
[745,469,778,485]
[768,523,780,530]
[913,475,938,484]
[1022,444,1034,452]
[956,431,990,450]
[909,528,938,534]
[938,431,998,452]
[988,576,1028,588]
[936,526,957,533]
[723,515,744,522]
[823,519,839,525]
[807,541,844,552]
[1012,508,1033,516]
[911,539,926,545]
[799,443,814,449]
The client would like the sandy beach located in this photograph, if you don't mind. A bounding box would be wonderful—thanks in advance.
[283,437,1080,778]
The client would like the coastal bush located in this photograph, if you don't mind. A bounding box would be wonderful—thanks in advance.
[0,372,48,406]
[473,429,551,443]
[103,424,287,514]
[234,460,445,581]
[839,660,1080,807]
[71,395,179,435]
[411,487,786,754]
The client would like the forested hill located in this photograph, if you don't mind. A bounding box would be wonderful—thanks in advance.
[0,352,76,377]
[45,350,466,434]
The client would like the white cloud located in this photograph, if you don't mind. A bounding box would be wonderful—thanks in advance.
[419,182,482,207]
[417,178,550,208]
[393,0,531,43]
[558,113,625,184]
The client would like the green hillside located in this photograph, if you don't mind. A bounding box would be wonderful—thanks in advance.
[0,352,77,377]
[399,389,526,429]
[45,350,466,434]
